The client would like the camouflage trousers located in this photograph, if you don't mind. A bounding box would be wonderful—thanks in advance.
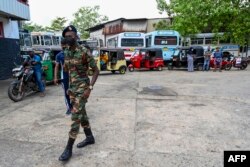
[68,92,90,139]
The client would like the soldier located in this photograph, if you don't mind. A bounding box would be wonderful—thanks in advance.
[58,25,99,161]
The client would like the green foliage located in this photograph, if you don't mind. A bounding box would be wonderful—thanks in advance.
[72,5,109,39]
[156,0,250,45]
[47,17,68,31]
[22,22,45,32]
[153,20,172,30]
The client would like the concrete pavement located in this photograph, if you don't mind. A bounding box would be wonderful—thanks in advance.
[0,68,250,167]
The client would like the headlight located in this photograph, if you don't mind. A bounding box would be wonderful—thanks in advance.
[13,71,22,77]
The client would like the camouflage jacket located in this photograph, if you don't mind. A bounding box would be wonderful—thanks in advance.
[63,45,96,94]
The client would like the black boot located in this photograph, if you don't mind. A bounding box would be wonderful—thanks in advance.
[59,137,75,161]
[77,128,95,148]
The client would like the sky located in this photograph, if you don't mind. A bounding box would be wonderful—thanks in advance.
[29,0,166,26]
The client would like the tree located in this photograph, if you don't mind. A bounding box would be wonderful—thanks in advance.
[156,0,250,45]
[153,19,172,30]
[22,22,45,32]
[72,5,109,39]
[47,17,68,32]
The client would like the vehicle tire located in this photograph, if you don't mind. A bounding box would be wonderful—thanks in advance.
[225,64,232,71]
[167,65,173,70]
[111,70,116,74]
[240,62,247,70]
[150,68,154,71]
[8,81,25,102]
[119,66,126,74]
[197,64,203,71]
[128,67,134,72]
[157,66,163,71]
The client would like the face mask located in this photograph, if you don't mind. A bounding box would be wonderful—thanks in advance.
[65,37,76,47]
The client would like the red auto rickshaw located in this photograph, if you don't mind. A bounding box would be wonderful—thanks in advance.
[128,48,164,72]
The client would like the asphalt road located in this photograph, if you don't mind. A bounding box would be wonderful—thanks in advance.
[0,67,249,167]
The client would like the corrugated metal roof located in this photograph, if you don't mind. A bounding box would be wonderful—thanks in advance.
[0,0,30,20]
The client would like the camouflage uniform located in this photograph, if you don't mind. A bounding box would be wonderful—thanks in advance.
[63,45,97,139]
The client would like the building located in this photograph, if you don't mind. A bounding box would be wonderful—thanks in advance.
[86,17,170,46]
[0,0,30,80]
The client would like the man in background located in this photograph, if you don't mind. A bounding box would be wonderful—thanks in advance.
[54,39,72,115]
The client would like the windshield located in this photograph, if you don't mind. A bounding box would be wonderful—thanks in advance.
[121,38,144,47]
[154,36,177,45]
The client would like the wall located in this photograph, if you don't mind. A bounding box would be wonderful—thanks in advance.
[89,29,105,46]
[0,17,19,39]
[0,17,20,80]
[122,20,147,32]
[0,38,21,80]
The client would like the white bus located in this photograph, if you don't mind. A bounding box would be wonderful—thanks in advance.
[106,32,146,61]
[31,32,61,50]
[187,33,248,56]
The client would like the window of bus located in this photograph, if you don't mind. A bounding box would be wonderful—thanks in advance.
[107,38,117,47]
[154,36,177,45]
[52,36,58,45]
[99,39,104,47]
[44,35,52,45]
[191,38,204,45]
[121,38,144,47]
[32,36,40,45]
[205,38,213,44]
[0,22,4,38]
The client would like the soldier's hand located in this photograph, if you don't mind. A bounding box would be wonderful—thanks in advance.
[82,89,91,99]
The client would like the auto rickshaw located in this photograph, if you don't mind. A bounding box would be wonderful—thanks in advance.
[128,48,164,72]
[92,48,127,74]
[168,46,204,71]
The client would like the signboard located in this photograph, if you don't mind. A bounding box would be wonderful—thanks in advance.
[124,33,141,37]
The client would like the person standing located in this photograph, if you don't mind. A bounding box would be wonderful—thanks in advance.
[187,47,194,72]
[213,47,223,72]
[54,39,72,115]
[203,46,211,71]
[58,25,99,161]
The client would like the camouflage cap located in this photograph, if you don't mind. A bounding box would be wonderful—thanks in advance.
[62,25,77,37]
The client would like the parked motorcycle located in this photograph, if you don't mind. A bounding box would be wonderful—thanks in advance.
[230,57,248,70]
[8,65,46,102]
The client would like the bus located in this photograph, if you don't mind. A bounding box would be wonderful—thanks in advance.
[31,32,61,51]
[106,32,146,61]
[79,37,104,57]
[19,29,32,51]
[187,33,249,57]
[145,30,182,62]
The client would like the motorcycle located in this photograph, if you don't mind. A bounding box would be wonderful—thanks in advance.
[230,57,248,70]
[8,65,46,102]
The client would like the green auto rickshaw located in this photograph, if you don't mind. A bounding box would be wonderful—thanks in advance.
[34,48,62,83]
